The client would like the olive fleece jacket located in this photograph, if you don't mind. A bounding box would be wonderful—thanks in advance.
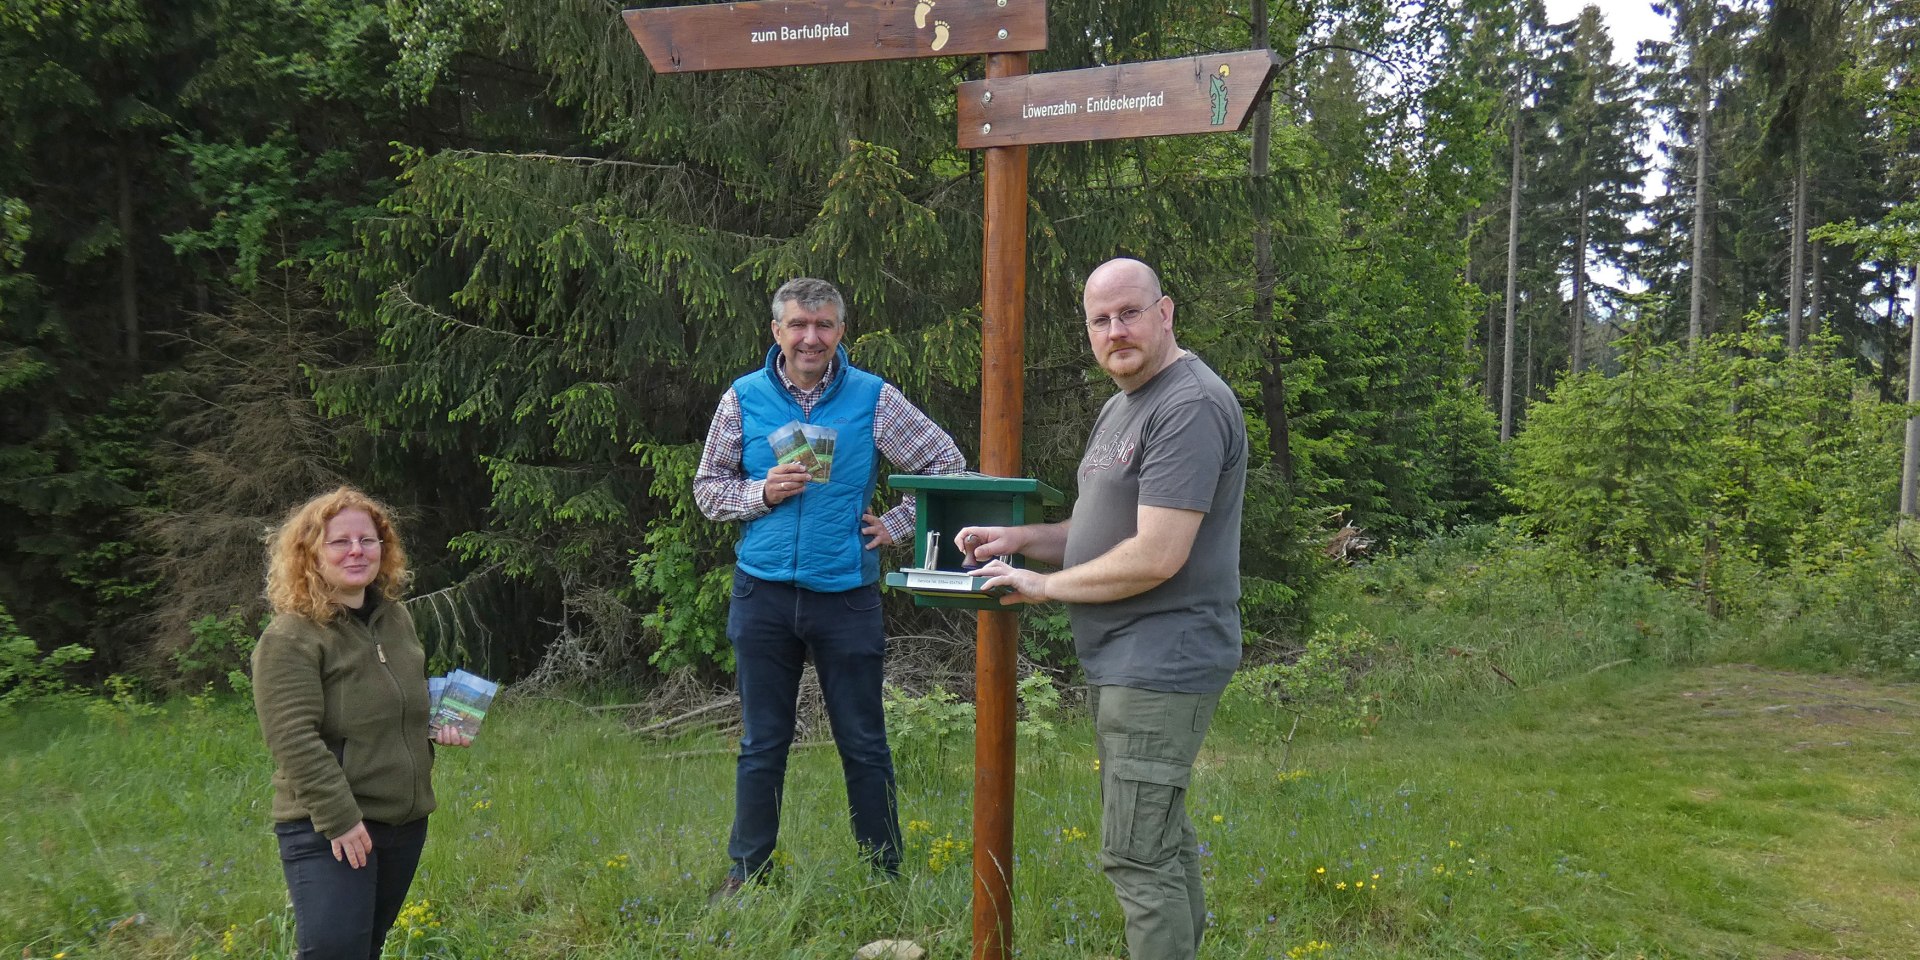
[252,599,436,838]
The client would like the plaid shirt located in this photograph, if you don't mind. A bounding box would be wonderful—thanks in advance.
[693,354,965,545]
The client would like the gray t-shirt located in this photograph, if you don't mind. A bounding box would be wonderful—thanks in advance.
[1064,352,1247,693]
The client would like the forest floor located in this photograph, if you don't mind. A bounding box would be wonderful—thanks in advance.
[5,661,1919,959]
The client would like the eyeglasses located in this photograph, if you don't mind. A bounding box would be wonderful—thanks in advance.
[323,537,383,554]
[1086,301,1158,334]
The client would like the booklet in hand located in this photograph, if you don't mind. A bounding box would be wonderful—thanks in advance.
[768,421,823,480]
[798,424,836,482]
[429,668,500,741]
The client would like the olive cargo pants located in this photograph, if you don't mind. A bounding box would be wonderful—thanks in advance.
[1091,684,1223,960]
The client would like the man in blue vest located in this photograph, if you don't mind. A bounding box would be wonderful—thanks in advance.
[693,277,965,898]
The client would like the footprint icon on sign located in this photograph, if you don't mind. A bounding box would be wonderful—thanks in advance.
[931,19,950,51]
[914,0,934,29]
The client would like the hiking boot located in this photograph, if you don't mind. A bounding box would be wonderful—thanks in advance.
[707,873,747,907]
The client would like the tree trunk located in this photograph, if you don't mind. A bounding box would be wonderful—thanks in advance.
[1901,263,1920,515]
[1688,41,1710,348]
[1788,127,1807,350]
[1809,238,1822,338]
[1501,94,1522,441]
[118,146,138,363]
[1463,229,1476,388]
[1524,305,1535,412]
[1887,275,1902,401]
[1572,186,1589,374]
[1484,300,1497,403]
[1250,0,1292,483]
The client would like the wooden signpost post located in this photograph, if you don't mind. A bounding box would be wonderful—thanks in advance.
[624,9,1272,959]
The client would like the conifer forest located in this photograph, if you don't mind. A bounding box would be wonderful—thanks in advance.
[3,0,1918,693]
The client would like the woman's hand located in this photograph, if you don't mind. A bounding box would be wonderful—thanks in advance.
[331,821,372,869]
[431,726,473,748]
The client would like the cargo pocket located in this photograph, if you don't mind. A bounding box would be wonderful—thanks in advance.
[1100,753,1190,864]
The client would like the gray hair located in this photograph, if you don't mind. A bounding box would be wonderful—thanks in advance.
[770,278,846,326]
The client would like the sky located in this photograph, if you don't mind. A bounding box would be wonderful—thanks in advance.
[1540,1,1676,297]
[1541,0,1673,64]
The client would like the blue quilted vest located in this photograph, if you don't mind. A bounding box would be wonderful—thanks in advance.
[733,345,884,592]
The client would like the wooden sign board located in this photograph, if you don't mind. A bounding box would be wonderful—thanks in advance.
[623,0,1046,74]
[956,49,1277,149]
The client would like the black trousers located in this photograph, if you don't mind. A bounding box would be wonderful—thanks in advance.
[274,817,429,960]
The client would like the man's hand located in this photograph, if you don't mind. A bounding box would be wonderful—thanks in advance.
[761,462,811,506]
[331,821,372,869]
[977,559,1050,605]
[954,525,1024,566]
[861,512,894,549]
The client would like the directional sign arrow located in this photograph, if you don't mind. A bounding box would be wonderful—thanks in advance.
[623,0,1046,74]
[956,49,1277,149]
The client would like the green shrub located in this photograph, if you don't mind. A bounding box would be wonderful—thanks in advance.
[1014,671,1062,747]
[172,608,262,697]
[882,683,973,772]
[1861,622,1920,678]
[1224,614,1384,741]
[85,673,162,723]
[1509,330,1904,598]
[885,672,1066,770]
[0,602,92,713]
[629,441,734,676]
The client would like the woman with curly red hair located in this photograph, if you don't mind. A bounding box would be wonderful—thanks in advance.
[252,486,467,959]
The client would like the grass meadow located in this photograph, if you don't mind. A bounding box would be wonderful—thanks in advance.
[9,542,1920,959]
[9,660,1920,959]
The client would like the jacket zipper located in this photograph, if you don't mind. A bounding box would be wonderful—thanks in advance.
[356,607,422,824]
[770,354,844,581]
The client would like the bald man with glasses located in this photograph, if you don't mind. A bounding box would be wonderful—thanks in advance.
[959,258,1247,960]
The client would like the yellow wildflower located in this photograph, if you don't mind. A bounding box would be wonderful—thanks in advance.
[928,834,970,873]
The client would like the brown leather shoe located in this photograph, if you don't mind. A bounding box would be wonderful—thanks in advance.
[707,874,747,907]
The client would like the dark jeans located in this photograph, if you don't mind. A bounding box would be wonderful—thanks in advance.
[275,817,428,960]
[726,570,899,880]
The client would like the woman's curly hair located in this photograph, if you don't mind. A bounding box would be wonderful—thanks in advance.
[265,486,411,623]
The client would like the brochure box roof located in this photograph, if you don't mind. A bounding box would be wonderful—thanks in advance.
[885,473,1064,501]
